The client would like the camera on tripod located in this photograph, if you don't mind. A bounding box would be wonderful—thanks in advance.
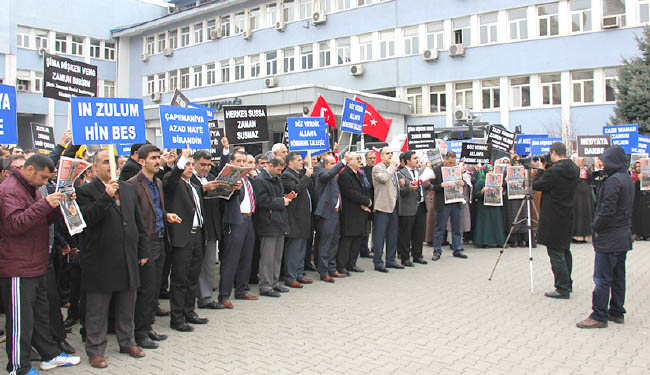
[532,153,553,168]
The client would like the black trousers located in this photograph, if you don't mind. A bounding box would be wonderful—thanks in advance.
[170,231,204,326]
[547,247,573,294]
[305,222,315,268]
[45,263,66,341]
[160,241,172,293]
[249,233,261,284]
[0,275,59,375]
[398,202,427,261]
[337,235,363,271]
[134,237,165,339]
[67,263,81,321]
[220,216,255,300]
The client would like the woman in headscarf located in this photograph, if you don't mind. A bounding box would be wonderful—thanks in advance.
[571,155,594,243]
[472,164,505,248]
[631,161,650,240]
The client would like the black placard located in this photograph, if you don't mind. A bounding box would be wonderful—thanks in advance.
[170,89,191,108]
[223,105,269,145]
[461,143,492,164]
[407,125,436,151]
[487,126,516,153]
[577,135,611,157]
[43,53,97,102]
[30,122,56,152]
[209,120,224,160]
[282,122,289,146]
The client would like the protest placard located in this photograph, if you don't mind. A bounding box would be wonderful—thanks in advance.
[639,158,650,191]
[487,126,516,152]
[461,143,492,164]
[209,120,224,160]
[407,125,436,151]
[577,135,611,157]
[287,117,329,152]
[631,134,650,154]
[484,172,503,206]
[43,53,97,102]
[603,124,638,154]
[223,105,269,145]
[170,89,191,108]
[159,105,210,149]
[340,98,366,134]
[56,157,92,235]
[30,123,56,153]
[427,148,443,168]
[530,137,562,155]
[0,84,18,145]
[71,97,146,145]
[442,165,465,204]
[515,134,547,156]
[506,166,526,200]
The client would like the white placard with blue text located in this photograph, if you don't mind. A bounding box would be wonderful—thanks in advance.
[530,137,562,155]
[159,105,210,149]
[71,97,146,145]
[0,84,17,145]
[603,124,638,154]
[287,117,329,152]
[340,98,366,134]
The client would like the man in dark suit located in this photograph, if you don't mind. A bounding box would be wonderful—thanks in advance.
[76,150,148,368]
[281,151,314,288]
[128,145,182,349]
[397,151,431,267]
[359,150,377,258]
[163,148,209,332]
[314,155,347,282]
[337,152,372,275]
[118,143,146,181]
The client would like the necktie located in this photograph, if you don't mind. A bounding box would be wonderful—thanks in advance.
[244,177,255,213]
[188,182,203,226]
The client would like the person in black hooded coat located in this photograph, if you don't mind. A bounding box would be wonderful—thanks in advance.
[577,146,634,329]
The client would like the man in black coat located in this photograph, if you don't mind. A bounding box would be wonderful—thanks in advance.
[281,152,314,288]
[577,146,635,328]
[337,152,372,275]
[118,143,146,181]
[76,149,149,368]
[532,142,579,299]
[359,150,377,258]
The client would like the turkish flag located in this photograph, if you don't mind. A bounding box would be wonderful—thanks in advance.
[401,137,408,152]
[310,95,336,129]
[356,97,392,142]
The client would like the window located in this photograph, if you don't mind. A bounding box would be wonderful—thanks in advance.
[169,30,178,49]
[90,39,101,58]
[206,19,216,38]
[267,4,278,25]
[158,73,166,93]
[34,73,43,93]
[319,41,331,67]
[336,38,350,64]
[603,0,626,26]
[337,0,351,11]
[235,12,246,34]
[35,31,48,50]
[403,27,419,55]
[570,0,592,33]
[299,0,312,19]
[316,0,332,13]
[17,27,29,49]
[538,3,559,37]
[455,82,473,109]
[146,35,155,55]
[249,8,260,30]
[181,27,190,47]
[221,60,230,83]
[221,15,231,37]
[359,33,373,61]
[157,33,166,53]
[482,79,500,109]
[511,77,531,108]
[206,63,216,85]
[104,42,115,60]
[426,22,444,50]
[232,58,243,81]
[605,68,618,102]
[266,51,278,75]
[301,44,313,70]
[193,23,204,44]
[572,71,594,103]
[147,75,155,95]
[430,85,447,113]
[541,73,562,105]
[169,70,178,91]
[282,49,294,73]
[508,8,528,41]
[359,0,374,5]
[180,68,190,89]
[283,0,295,22]
[193,66,202,87]
[71,36,83,56]
[453,17,471,46]
[407,87,423,114]
[380,30,395,58]
[55,33,67,53]
[103,80,115,97]
[16,71,31,91]
[480,13,498,45]
[641,0,650,23]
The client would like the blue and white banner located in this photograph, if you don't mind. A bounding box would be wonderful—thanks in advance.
[447,139,473,155]
[530,137,562,155]
[631,134,650,154]
[116,144,132,156]
[189,103,215,119]
[603,124,638,154]
[71,97,146,145]
[340,98,366,134]
[287,117,329,152]
[515,135,548,156]
[0,84,17,145]
[159,105,210,149]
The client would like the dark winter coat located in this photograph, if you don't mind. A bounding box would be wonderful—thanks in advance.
[532,158,580,249]
[119,157,142,181]
[338,166,371,237]
[252,169,289,237]
[281,168,312,239]
[592,146,635,253]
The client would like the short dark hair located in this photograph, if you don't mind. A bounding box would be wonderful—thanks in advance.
[130,142,147,156]
[193,150,212,161]
[550,142,566,157]
[268,157,285,168]
[3,155,25,170]
[255,154,267,163]
[230,150,247,161]
[24,154,55,173]
[9,146,23,153]
[137,144,161,161]
[401,151,415,164]
[444,151,456,159]
[285,151,301,166]
[23,149,36,155]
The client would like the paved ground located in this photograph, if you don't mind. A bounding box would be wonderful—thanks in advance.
[3,241,650,374]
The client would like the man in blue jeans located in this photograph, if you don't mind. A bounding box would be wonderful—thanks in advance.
[577,146,634,329]
[430,152,467,261]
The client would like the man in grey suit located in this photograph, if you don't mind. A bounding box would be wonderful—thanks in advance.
[397,151,430,267]
[372,147,404,273]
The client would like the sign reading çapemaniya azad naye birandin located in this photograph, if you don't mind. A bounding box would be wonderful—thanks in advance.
[43,53,97,102]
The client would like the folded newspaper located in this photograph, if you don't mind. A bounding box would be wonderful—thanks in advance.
[56,157,92,235]
[484,172,503,207]
[205,164,253,199]
[441,165,465,204]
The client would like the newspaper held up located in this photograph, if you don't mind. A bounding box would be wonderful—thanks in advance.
[506,166,527,200]
[56,157,92,235]
[205,164,254,199]
[640,158,650,191]
[441,165,465,204]
[484,172,503,207]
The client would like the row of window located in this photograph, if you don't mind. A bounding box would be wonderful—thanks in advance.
[16,26,116,61]
[15,69,115,97]
[404,68,619,115]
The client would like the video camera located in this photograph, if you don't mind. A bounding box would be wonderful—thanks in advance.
[532,152,553,168]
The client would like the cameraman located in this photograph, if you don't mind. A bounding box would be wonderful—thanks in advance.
[531,142,580,299]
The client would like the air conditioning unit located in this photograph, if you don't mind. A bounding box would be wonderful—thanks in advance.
[141,53,149,62]
[454,106,470,121]
[163,48,173,57]
[275,21,285,32]
[209,29,220,40]
[449,43,465,57]
[17,84,28,92]
[151,92,161,103]
[423,49,438,62]
[265,77,278,88]
[602,15,621,29]
[168,6,177,14]
[350,64,364,76]
[242,30,252,40]
[312,10,327,25]
[38,47,48,57]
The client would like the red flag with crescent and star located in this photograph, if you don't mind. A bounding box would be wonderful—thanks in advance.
[310,95,337,129]
[355,97,392,142]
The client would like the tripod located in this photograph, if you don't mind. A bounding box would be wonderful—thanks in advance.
[488,192,539,292]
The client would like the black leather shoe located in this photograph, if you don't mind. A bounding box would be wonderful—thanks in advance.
[453,251,468,259]
[170,322,194,332]
[432,253,441,261]
[413,258,428,265]
[401,260,414,267]
[338,268,351,276]
[58,339,75,354]
[607,314,624,324]
[136,336,159,349]
[386,263,404,269]
[260,290,281,297]
[64,317,78,328]
[198,301,225,310]
[544,290,570,299]
[350,266,365,273]
[374,266,389,273]
[186,316,208,325]
[273,286,289,293]
[148,330,167,341]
